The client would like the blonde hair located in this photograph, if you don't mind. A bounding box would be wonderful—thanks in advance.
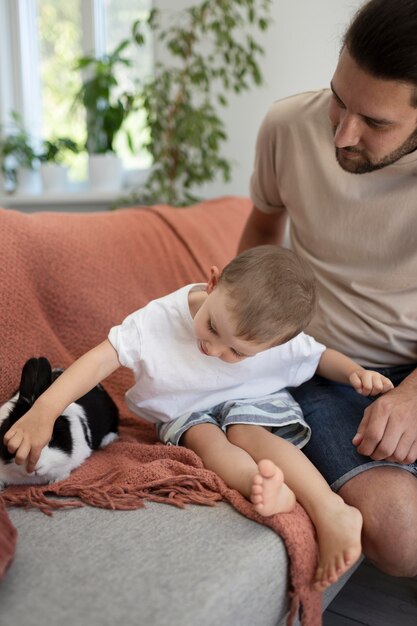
[218,245,317,346]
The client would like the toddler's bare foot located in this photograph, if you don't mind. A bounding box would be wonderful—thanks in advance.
[313,497,363,591]
[251,459,296,516]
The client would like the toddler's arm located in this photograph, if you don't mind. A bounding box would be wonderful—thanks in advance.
[3,339,120,473]
[316,348,394,396]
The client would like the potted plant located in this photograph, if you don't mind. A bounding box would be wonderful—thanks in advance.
[0,112,40,194]
[73,39,136,191]
[129,0,272,206]
[38,137,79,192]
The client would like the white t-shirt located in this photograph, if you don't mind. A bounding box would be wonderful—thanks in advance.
[108,284,326,424]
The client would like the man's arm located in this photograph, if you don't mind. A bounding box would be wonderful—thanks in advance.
[238,205,288,253]
[353,368,417,464]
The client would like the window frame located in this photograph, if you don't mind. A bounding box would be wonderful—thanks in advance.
[0,0,109,141]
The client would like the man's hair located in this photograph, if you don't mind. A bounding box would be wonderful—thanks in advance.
[218,245,317,346]
[343,0,417,106]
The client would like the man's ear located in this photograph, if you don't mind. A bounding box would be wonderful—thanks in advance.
[206,266,220,293]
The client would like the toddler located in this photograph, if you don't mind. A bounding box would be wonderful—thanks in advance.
[4,245,393,590]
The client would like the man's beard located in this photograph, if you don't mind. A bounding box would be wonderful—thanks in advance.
[334,126,417,174]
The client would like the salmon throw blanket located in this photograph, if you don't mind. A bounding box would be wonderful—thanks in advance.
[0,197,321,625]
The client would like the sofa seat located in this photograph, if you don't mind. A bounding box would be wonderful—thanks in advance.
[0,197,358,626]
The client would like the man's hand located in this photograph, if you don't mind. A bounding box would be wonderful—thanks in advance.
[352,384,417,464]
[3,409,54,473]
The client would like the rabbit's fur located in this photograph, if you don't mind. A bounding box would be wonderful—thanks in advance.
[0,357,119,488]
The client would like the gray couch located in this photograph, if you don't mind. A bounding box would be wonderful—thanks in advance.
[1,503,359,626]
[0,198,359,626]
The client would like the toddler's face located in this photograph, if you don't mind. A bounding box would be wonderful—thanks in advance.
[192,285,271,364]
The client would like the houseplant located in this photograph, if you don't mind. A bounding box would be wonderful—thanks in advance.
[129,0,272,206]
[73,39,137,190]
[0,112,40,194]
[38,137,79,192]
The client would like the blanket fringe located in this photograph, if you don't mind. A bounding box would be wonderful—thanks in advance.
[0,471,222,515]
[287,590,299,626]
[0,488,82,517]
[287,586,321,626]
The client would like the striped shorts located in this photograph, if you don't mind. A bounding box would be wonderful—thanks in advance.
[156,390,311,448]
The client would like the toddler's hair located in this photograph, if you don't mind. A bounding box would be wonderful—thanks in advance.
[218,245,317,346]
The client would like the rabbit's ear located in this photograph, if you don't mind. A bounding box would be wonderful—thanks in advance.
[18,357,52,405]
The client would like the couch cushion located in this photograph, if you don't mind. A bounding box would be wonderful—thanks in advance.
[0,197,322,624]
[2,503,290,626]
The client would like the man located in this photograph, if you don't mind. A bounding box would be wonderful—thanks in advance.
[238,0,417,577]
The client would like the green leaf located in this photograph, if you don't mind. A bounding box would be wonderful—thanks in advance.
[126,0,272,205]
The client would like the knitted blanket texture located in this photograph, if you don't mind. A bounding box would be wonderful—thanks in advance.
[0,502,17,581]
[0,198,321,625]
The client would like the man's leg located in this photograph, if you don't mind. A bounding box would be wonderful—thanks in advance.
[339,467,417,576]
[290,366,417,577]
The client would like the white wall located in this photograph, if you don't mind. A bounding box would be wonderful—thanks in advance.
[155,0,364,199]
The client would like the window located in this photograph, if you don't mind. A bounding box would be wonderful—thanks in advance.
[0,0,152,183]
[38,1,85,178]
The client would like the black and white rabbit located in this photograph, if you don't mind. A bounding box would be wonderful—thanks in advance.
[0,357,119,489]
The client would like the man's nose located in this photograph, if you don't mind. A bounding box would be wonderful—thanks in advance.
[334,111,361,148]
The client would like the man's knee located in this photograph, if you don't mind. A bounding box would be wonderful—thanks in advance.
[339,467,417,577]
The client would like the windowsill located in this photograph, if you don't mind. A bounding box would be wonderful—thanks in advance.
[0,188,124,208]
[0,170,149,212]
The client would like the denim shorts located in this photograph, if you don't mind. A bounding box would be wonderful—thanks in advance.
[157,390,311,448]
[289,363,417,491]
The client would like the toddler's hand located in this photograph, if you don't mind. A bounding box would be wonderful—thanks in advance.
[3,410,53,473]
[349,369,394,397]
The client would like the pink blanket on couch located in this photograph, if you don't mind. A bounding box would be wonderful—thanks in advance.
[0,197,321,625]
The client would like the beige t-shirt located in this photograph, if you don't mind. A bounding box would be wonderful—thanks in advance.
[250,89,417,367]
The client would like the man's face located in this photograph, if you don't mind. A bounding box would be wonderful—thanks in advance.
[329,47,417,173]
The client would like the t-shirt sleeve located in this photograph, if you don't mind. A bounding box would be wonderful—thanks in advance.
[108,309,143,369]
[289,332,326,387]
[250,105,287,215]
